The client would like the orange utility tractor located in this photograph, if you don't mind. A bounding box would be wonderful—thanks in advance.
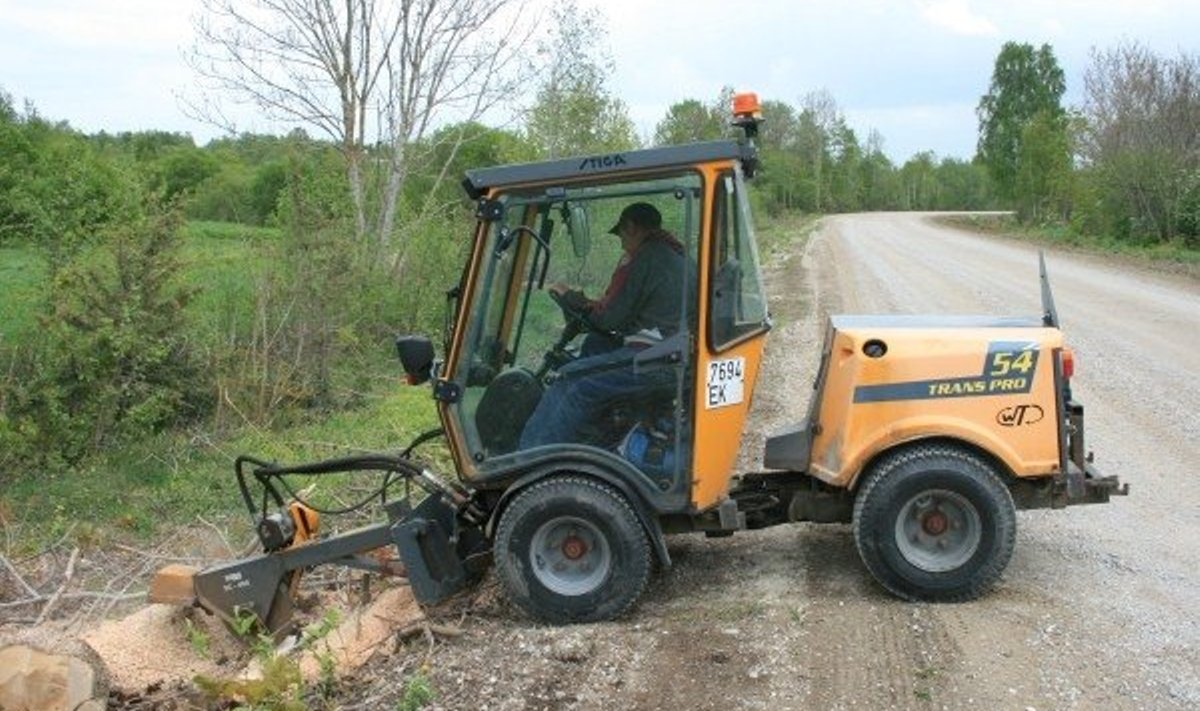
[153,93,1126,630]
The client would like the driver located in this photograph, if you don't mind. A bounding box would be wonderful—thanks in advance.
[519,202,686,448]
[549,202,686,356]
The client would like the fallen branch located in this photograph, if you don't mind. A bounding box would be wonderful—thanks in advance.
[34,547,80,625]
[0,590,144,612]
[0,553,38,598]
[112,544,205,562]
[196,515,236,556]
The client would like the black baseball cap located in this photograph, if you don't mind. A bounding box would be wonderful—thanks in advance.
[608,202,662,235]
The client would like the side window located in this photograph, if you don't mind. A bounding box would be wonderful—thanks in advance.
[708,168,768,350]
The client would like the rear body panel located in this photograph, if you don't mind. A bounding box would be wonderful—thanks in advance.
[807,315,1063,488]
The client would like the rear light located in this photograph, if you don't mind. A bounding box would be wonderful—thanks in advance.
[1061,348,1075,379]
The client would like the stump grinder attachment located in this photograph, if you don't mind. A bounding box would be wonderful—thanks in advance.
[149,447,489,636]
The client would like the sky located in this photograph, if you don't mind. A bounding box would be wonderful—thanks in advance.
[0,0,1196,163]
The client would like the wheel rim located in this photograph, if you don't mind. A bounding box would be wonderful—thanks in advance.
[894,489,982,573]
[529,516,612,596]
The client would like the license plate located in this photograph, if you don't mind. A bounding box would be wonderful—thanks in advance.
[705,357,745,409]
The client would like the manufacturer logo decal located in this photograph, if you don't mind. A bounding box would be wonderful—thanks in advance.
[996,404,1044,427]
[578,154,627,171]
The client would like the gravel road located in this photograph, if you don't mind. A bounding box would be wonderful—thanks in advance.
[370,212,1200,711]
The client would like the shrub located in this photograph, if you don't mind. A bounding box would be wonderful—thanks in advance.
[14,202,205,464]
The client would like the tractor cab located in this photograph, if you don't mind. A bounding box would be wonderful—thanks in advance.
[401,99,772,515]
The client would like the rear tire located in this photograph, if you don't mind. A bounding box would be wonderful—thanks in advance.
[853,444,1016,601]
[494,475,651,623]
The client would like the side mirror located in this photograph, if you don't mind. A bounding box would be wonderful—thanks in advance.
[565,202,590,259]
[395,335,435,385]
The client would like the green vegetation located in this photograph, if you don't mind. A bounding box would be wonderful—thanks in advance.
[977,42,1067,208]
[3,378,442,549]
[397,670,436,711]
[975,41,1199,248]
[184,618,212,660]
[0,245,44,342]
[195,609,342,711]
[940,214,1200,274]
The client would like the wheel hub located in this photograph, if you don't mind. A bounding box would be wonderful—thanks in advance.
[921,510,949,536]
[529,516,612,596]
[561,535,587,560]
[894,489,982,573]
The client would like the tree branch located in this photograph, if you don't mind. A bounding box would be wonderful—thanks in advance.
[34,547,80,625]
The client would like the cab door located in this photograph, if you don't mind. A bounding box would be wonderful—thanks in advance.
[691,164,771,510]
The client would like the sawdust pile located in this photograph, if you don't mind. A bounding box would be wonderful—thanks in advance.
[81,604,241,691]
[79,584,425,694]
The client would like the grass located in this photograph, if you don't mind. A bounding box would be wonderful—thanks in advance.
[0,245,46,345]
[3,378,446,550]
[179,222,278,342]
[0,221,280,351]
[756,211,819,261]
[0,219,448,551]
[938,213,1200,276]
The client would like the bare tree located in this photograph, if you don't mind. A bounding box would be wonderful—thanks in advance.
[799,90,839,211]
[188,0,536,247]
[1081,43,1200,241]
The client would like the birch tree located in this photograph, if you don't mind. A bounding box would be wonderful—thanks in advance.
[188,0,536,248]
[976,42,1066,200]
[524,3,637,158]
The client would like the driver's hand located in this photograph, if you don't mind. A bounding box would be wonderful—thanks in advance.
[560,289,590,312]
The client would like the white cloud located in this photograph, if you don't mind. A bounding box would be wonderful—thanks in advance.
[1,0,195,51]
[918,0,999,36]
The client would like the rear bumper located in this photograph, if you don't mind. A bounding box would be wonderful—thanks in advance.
[1062,459,1128,506]
[1059,397,1128,506]
[1012,392,1128,511]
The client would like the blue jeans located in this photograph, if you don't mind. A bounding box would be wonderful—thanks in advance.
[519,347,675,449]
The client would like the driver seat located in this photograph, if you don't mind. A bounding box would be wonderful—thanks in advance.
[475,367,543,456]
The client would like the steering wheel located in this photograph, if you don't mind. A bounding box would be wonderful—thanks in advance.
[547,288,605,338]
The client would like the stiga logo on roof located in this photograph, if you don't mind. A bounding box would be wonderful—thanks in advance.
[853,341,1041,404]
[578,154,627,171]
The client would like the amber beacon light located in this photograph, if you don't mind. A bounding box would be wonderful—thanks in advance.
[732,91,762,119]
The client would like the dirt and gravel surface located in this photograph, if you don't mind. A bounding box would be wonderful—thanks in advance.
[364,211,1199,711]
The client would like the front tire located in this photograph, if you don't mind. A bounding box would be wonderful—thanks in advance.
[853,444,1016,601]
[494,475,651,623]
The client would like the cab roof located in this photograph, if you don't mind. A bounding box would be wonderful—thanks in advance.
[462,139,754,198]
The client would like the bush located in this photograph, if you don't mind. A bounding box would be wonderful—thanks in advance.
[8,203,205,465]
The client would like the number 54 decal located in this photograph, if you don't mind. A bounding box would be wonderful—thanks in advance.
[987,346,1037,378]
